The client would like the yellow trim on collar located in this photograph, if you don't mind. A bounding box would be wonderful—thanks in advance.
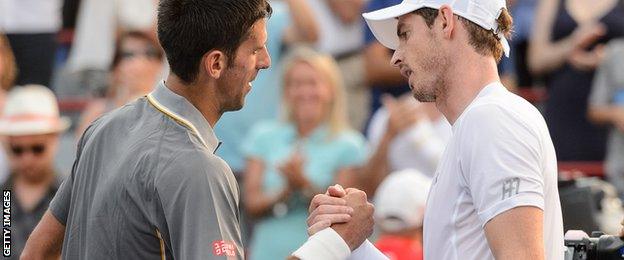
[146,93,208,148]
[156,229,166,260]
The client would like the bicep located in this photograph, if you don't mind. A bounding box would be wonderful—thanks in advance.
[484,206,545,260]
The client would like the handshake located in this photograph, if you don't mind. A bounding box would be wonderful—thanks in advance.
[306,185,375,250]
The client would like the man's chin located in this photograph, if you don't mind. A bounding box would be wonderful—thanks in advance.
[412,90,436,102]
[222,99,245,113]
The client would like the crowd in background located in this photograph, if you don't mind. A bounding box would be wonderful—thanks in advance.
[1,0,624,259]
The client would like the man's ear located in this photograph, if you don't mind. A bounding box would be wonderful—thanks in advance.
[438,5,455,39]
[202,50,227,79]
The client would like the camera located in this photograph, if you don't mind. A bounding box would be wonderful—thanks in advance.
[565,230,624,259]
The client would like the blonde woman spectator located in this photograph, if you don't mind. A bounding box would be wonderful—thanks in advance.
[242,48,367,260]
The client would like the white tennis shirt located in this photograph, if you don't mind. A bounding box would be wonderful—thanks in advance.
[423,82,565,259]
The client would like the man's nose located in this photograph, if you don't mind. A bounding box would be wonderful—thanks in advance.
[258,48,271,70]
[390,49,402,68]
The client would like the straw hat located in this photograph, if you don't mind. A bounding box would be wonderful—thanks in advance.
[0,85,70,136]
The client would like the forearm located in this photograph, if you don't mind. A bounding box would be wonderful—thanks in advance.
[285,0,319,43]
[360,134,392,195]
[588,105,624,125]
[528,36,576,75]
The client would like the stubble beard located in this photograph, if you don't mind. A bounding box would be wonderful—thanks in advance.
[412,40,449,103]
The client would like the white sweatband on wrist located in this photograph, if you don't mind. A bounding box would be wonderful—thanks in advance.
[348,240,389,260]
[291,228,351,260]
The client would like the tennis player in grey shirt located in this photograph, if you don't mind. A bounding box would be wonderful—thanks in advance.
[21,0,273,259]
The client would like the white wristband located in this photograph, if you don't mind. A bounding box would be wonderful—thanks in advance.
[348,240,390,260]
[291,228,351,260]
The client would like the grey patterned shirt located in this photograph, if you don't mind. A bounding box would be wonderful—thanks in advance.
[49,82,243,259]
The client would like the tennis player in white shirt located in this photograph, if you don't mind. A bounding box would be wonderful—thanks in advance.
[291,0,566,259]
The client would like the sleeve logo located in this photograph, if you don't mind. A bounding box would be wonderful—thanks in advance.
[213,240,236,257]
[502,177,520,200]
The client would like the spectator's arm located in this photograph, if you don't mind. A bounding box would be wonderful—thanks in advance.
[484,206,545,260]
[529,0,607,75]
[325,0,367,24]
[588,106,624,132]
[358,133,392,196]
[364,42,406,87]
[20,211,65,260]
[243,158,291,217]
[283,0,319,44]
[528,0,575,75]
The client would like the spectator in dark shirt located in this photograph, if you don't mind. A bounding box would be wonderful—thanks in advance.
[0,85,69,259]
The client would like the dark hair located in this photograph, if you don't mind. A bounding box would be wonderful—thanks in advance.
[413,7,513,62]
[157,0,272,84]
[111,31,164,70]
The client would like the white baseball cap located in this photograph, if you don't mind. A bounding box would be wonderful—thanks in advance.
[362,0,510,57]
[373,169,432,232]
[0,85,70,136]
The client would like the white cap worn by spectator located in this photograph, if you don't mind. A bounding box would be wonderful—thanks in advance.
[374,169,431,233]
[362,0,510,57]
[0,85,70,136]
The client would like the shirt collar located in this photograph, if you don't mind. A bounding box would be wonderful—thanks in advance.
[148,82,220,153]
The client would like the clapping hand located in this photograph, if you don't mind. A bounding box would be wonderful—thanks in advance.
[278,152,310,190]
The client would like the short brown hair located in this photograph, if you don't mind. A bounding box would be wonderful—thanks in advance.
[413,7,513,62]
[0,34,17,91]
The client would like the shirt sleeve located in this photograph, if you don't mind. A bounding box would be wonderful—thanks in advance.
[458,104,546,228]
[48,123,92,225]
[48,173,73,225]
[155,151,243,260]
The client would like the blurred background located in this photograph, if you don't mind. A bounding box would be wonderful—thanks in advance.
[1,0,623,259]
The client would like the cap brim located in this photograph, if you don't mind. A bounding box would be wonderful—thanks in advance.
[363,2,423,50]
[0,117,71,136]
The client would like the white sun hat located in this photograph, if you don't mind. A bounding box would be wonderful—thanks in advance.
[0,85,71,136]
[362,0,510,57]
[374,169,432,232]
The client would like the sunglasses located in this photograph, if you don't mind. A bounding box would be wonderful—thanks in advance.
[9,144,46,157]
[120,48,161,60]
